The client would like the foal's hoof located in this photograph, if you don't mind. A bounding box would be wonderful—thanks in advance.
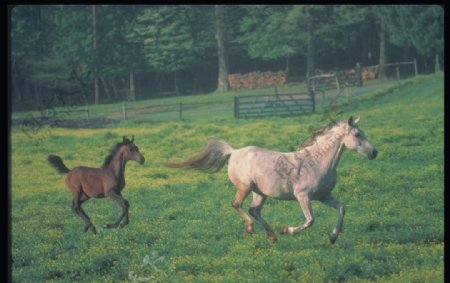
[104,223,118,229]
[329,233,338,244]
[84,224,97,234]
[119,221,129,228]
[280,227,289,235]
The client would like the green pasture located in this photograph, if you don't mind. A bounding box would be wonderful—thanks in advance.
[11,73,444,282]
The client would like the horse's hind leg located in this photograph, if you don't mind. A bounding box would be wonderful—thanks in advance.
[72,193,96,234]
[230,181,254,236]
[249,191,277,243]
[104,191,129,228]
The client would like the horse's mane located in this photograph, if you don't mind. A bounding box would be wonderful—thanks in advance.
[103,141,128,166]
[297,121,341,150]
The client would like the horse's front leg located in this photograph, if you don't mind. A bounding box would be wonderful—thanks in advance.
[104,191,130,229]
[280,193,314,235]
[321,195,345,244]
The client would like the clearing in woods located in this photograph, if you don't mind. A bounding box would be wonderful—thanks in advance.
[11,74,443,282]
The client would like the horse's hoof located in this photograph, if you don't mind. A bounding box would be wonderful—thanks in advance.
[104,223,117,229]
[84,224,97,234]
[119,222,129,228]
[280,227,289,234]
[268,234,278,243]
[329,234,338,244]
[245,225,254,235]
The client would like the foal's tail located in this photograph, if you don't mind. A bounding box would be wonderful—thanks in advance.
[48,155,71,174]
[167,138,234,173]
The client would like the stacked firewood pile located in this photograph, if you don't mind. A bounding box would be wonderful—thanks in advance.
[361,66,378,81]
[336,69,358,86]
[228,71,287,91]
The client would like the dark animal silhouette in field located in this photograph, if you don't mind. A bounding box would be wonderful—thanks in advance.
[48,136,145,234]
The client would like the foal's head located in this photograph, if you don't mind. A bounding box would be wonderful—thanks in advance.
[340,116,378,160]
[104,136,145,166]
[121,136,145,164]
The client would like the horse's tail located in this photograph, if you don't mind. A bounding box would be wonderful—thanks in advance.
[48,155,71,174]
[167,138,234,173]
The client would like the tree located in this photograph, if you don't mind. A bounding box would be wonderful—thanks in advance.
[92,5,100,104]
[375,5,443,56]
[371,5,443,76]
[236,5,297,73]
[129,5,207,94]
[214,5,230,92]
[370,6,392,79]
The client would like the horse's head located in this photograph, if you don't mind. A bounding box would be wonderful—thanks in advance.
[341,117,377,160]
[122,136,145,164]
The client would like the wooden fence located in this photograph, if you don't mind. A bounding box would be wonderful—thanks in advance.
[233,92,314,119]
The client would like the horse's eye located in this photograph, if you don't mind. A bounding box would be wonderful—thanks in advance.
[354,132,361,138]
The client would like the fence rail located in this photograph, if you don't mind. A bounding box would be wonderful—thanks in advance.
[234,92,314,119]
[122,100,231,121]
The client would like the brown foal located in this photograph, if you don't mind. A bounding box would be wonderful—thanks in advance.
[48,136,145,234]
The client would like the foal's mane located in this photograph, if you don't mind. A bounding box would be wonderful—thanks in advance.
[103,140,129,166]
[297,121,341,150]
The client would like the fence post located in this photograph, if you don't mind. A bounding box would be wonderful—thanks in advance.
[414,58,418,77]
[179,102,183,121]
[356,62,362,86]
[435,54,440,73]
[233,96,239,119]
[123,103,127,120]
[345,86,349,103]
[396,67,400,85]
[86,109,90,119]
[307,80,315,113]
[334,74,340,93]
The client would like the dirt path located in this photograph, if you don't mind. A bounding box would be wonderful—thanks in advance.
[318,81,399,105]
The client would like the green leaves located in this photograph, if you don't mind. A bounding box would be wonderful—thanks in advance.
[372,5,443,55]
[129,6,211,73]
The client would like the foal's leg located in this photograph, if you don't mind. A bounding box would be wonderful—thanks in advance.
[321,195,345,244]
[72,193,96,234]
[104,191,130,228]
[230,181,253,235]
[280,193,314,235]
[249,192,277,243]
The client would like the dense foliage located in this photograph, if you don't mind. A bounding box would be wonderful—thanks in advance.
[11,5,443,108]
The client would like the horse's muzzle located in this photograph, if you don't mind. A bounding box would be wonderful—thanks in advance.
[139,156,145,164]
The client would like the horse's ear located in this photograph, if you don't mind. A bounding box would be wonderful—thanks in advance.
[123,136,129,143]
[131,136,135,143]
[348,116,354,126]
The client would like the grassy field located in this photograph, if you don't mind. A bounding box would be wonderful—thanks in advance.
[11,73,443,282]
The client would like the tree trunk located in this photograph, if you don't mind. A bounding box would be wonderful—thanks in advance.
[214,5,229,93]
[92,5,99,104]
[129,72,136,101]
[306,14,315,79]
[285,55,290,75]
[99,76,111,101]
[174,71,180,95]
[33,84,41,106]
[378,25,387,79]
[435,54,440,73]
[109,77,119,100]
